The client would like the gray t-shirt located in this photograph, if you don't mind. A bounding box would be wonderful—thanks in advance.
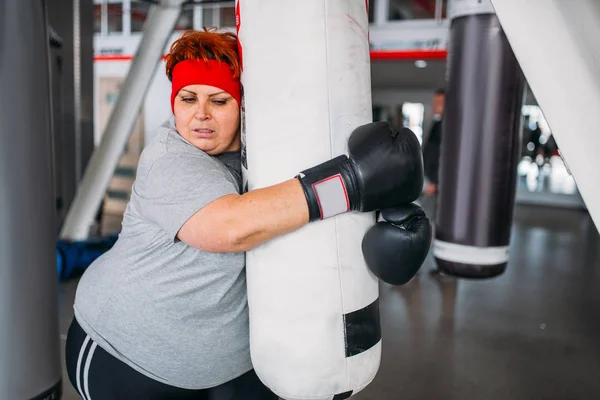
[73,117,251,389]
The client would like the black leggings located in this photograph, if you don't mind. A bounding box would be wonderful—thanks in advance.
[65,318,277,400]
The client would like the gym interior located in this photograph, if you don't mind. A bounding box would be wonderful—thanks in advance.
[2,0,600,399]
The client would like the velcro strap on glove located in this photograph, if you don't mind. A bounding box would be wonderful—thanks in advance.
[296,155,355,221]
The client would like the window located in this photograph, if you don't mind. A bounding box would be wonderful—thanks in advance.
[94,4,102,34]
[201,5,235,29]
[389,0,436,21]
[107,3,123,34]
[202,8,213,28]
[440,0,448,19]
[175,8,194,31]
[402,102,424,144]
[219,6,235,27]
[130,1,151,33]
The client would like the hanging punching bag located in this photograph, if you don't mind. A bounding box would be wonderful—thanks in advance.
[0,0,63,398]
[237,1,381,399]
[433,0,526,278]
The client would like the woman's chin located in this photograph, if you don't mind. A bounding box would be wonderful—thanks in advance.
[190,138,218,153]
[187,135,239,155]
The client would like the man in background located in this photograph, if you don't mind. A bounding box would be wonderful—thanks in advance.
[422,88,445,196]
[421,88,445,277]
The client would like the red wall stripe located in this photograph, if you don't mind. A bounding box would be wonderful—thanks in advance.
[369,50,447,60]
[94,49,448,62]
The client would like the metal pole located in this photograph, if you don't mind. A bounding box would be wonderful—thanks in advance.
[374,0,389,24]
[0,0,62,398]
[435,0,443,21]
[73,0,82,182]
[101,0,108,36]
[60,0,185,241]
[123,0,132,35]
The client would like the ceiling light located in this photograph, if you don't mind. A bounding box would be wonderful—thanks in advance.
[414,60,427,68]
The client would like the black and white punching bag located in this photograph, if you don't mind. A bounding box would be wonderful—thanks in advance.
[236,1,381,399]
[0,0,63,399]
[433,0,526,278]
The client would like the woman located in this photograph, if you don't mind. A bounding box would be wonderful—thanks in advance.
[65,28,425,399]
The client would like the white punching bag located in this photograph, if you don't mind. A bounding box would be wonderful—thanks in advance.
[236,1,381,399]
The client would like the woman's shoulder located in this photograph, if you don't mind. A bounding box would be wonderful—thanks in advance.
[140,118,211,165]
[141,125,231,184]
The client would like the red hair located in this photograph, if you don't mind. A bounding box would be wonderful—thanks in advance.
[165,28,241,81]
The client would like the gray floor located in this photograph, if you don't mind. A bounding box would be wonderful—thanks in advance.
[58,200,600,399]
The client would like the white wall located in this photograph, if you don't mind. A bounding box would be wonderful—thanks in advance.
[93,61,130,145]
[369,19,449,50]
[144,63,173,144]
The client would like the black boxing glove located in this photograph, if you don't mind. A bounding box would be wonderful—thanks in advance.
[296,122,424,221]
[362,204,432,285]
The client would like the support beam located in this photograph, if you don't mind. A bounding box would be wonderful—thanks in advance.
[491,0,600,229]
[0,1,62,398]
[60,0,185,240]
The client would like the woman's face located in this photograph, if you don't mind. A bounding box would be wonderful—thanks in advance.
[173,84,241,155]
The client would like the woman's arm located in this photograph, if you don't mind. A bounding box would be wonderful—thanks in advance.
[178,122,426,253]
[177,178,309,252]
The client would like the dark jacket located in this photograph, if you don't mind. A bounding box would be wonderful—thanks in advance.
[422,119,443,184]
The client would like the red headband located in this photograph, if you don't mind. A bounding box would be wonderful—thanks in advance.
[170,59,241,112]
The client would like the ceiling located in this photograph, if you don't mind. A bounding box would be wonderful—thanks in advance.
[370,58,538,105]
[370,59,447,90]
